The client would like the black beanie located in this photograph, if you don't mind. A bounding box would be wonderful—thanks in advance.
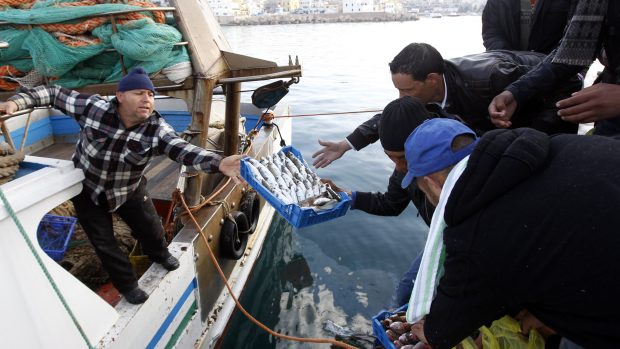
[117,67,155,92]
[379,96,435,151]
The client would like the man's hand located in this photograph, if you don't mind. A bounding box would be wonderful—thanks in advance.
[311,139,352,168]
[320,178,351,196]
[516,309,556,338]
[219,154,245,185]
[557,83,620,123]
[410,319,429,346]
[488,91,518,128]
[0,101,19,116]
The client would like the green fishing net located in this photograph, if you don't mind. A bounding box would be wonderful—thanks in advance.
[0,2,191,89]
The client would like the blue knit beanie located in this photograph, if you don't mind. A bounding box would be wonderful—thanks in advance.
[117,67,155,92]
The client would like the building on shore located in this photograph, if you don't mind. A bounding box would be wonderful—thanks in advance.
[342,0,373,13]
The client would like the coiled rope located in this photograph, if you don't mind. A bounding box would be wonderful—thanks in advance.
[0,188,94,349]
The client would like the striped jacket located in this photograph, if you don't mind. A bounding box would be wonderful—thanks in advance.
[10,85,222,211]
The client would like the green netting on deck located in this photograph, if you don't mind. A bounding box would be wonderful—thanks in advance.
[0,2,191,90]
[0,4,143,24]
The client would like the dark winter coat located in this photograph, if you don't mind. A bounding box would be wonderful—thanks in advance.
[482,0,572,54]
[424,128,620,349]
[352,169,434,226]
[506,1,620,136]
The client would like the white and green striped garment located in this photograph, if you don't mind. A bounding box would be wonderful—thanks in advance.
[406,156,469,323]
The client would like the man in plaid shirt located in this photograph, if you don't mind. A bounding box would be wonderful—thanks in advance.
[0,67,242,304]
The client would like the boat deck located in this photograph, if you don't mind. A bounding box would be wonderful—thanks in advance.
[32,143,180,201]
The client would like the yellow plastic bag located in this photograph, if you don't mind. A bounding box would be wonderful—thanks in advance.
[456,316,545,349]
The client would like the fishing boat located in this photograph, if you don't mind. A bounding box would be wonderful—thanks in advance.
[0,0,302,348]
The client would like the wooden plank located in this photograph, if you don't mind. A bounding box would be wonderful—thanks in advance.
[31,143,74,160]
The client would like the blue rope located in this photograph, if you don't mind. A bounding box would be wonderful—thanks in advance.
[0,188,94,349]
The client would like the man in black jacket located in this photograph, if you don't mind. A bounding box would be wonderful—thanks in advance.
[482,0,572,54]
[312,42,581,169]
[326,96,438,307]
[403,119,620,349]
[490,0,620,136]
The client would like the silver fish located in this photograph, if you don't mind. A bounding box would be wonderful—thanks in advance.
[287,152,305,172]
[267,162,282,178]
[250,158,277,184]
[281,172,295,187]
[245,161,264,182]
[312,198,338,211]
[284,157,301,177]
[295,182,307,202]
[303,179,313,191]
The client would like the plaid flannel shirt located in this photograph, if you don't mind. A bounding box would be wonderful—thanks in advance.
[10,85,222,211]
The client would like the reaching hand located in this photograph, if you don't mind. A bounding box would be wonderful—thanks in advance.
[219,154,245,185]
[488,91,517,128]
[556,83,620,124]
[311,139,352,168]
[0,100,18,117]
[320,178,351,196]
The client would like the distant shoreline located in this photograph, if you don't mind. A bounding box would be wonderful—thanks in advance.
[219,12,420,26]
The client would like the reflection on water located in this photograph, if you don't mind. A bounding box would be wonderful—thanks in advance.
[222,17,484,348]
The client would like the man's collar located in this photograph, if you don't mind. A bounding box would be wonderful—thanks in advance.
[440,75,448,109]
[429,75,449,109]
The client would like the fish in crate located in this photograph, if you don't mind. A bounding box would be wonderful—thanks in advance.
[241,146,350,228]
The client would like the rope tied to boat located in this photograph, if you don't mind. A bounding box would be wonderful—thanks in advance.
[0,188,94,349]
[176,189,357,349]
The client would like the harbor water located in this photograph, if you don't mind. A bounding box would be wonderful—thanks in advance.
[221,16,485,348]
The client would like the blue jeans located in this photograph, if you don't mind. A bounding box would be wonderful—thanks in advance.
[391,252,423,308]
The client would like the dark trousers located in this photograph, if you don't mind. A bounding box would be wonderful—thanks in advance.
[71,179,169,293]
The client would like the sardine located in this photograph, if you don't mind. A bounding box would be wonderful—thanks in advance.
[312,198,338,211]
[284,157,300,177]
[250,158,277,184]
[295,182,307,202]
[245,162,264,182]
[287,152,305,171]
[267,162,282,177]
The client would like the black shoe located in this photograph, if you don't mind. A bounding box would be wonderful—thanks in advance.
[123,287,149,304]
[156,254,179,271]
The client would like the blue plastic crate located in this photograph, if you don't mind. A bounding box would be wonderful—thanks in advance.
[240,145,351,228]
[36,214,78,261]
[372,304,408,349]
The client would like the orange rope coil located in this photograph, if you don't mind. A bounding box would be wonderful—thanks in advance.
[0,65,24,91]
[0,0,35,9]
[12,0,165,36]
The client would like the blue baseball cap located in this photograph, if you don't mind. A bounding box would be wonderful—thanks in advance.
[401,118,477,188]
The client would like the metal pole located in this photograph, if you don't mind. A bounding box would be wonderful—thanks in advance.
[223,82,241,156]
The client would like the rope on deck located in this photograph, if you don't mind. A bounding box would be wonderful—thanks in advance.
[0,188,94,349]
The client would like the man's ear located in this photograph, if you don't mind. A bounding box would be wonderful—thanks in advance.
[426,72,441,85]
[115,91,123,101]
[423,174,444,197]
